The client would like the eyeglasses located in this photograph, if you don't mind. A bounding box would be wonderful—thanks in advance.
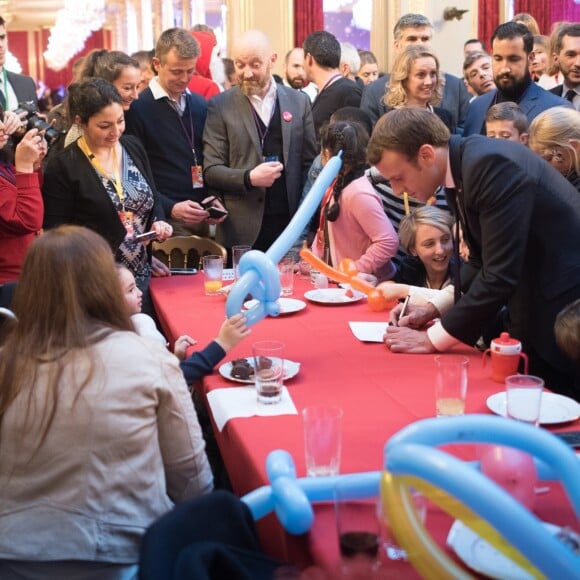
[540,149,565,164]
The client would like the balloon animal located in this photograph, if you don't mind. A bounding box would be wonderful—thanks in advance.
[241,415,580,578]
[225,153,342,326]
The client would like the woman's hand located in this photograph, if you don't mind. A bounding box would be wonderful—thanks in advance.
[3,110,26,135]
[14,128,44,173]
[376,282,410,302]
[151,256,171,277]
[150,220,173,242]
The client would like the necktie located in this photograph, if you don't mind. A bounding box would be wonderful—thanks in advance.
[0,88,5,110]
[565,89,576,103]
[445,187,463,304]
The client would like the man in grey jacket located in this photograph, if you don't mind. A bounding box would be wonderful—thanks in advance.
[203,30,317,252]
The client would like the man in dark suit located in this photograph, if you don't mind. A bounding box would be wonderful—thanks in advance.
[463,22,572,136]
[549,23,580,111]
[0,16,37,109]
[203,30,317,252]
[368,108,580,400]
[303,31,362,137]
[360,13,470,132]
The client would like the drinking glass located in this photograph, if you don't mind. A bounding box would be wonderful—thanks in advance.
[505,374,544,426]
[232,245,251,281]
[202,254,223,295]
[278,254,295,296]
[377,488,427,561]
[434,355,469,417]
[303,405,343,477]
[334,479,380,574]
[252,340,285,404]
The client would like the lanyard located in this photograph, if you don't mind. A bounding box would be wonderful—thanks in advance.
[166,97,198,166]
[249,100,276,150]
[2,69,9,110]
[77,136,124,203]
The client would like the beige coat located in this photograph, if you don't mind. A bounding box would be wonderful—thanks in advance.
[0,330,213,564]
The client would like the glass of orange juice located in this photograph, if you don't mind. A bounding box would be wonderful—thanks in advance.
[434,355,469,417]
[202,255,223,295]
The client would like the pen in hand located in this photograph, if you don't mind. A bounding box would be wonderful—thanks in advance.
[398,295,411,322]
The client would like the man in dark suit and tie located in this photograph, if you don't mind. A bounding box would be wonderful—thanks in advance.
[361,13,470,133]
[463,22,572,136]
[369,108,580,400]
[203,30,317,252]
[0,16,37,110]
[549,23,580,111]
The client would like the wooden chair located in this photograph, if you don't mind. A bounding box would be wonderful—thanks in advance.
[153,236,227,270]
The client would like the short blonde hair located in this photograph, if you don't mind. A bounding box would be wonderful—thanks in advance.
[555,298,580,364]
[528,107,580,176]
[385,45,444,109]
[398,205,454,255]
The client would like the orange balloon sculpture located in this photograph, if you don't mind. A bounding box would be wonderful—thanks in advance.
[299,249,398,312]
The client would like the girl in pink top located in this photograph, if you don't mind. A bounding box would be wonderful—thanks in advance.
[312,121,398,282]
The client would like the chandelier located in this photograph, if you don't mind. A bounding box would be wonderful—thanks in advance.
[43,0,106,71]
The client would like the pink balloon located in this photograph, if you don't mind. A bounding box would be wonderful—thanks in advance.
[480,445,538,510]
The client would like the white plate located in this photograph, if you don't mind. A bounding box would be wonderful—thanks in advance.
[447,519,560,580]
[243,298,307,315]
[304,288,365,305]
[486,391,580,425]
[218,358,301,384]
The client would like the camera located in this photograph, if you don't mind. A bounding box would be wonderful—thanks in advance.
[13,101,60,146]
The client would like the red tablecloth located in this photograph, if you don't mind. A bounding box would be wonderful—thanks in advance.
[150,274,579,573]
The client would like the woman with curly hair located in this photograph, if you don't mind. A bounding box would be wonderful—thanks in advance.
[383,45,455,132]
[311,121,398,283]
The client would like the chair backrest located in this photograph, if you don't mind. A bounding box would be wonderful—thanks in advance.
[153,236,227,269]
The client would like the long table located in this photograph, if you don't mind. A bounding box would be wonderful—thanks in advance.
[150,273,578,575]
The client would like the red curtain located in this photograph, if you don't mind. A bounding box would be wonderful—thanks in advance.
[549,0,580,26]
[294,0,324,48]
[513,0,580,35]
[513,0,550,35]
[478,0,501,48]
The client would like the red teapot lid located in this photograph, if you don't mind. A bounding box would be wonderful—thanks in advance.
[491,332,522,354]
[494,332,520,346]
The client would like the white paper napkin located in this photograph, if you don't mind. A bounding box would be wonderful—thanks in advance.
[349,321,388,342]
[207,386,298,431]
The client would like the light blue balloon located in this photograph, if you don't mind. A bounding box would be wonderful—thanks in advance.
[226,153,343,326]
[242,449,380,535]
[386,415,580,579]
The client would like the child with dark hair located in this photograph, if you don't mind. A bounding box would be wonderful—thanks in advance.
[311,121,398,283]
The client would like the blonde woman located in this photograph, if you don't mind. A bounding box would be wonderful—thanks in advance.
[383,45,454,132]
[528,106,580,192]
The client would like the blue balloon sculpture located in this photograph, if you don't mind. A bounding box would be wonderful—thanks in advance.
[241,416,580,579]
[226,152,343,326]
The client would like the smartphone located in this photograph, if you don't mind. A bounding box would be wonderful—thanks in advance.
[265,155,279,162]
[554,431,580,449]
[170,268,198,275]
[134,231,158,243]
[206,206,228,219]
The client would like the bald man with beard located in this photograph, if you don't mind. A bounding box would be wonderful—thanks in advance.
[203,30,317,252]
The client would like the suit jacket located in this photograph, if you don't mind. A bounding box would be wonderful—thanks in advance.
[360,72,470,131]
[443,135,580,393]
[549,84,579,110]
[202,84,317,248]
[463,81,573,136]
[42,135,164,254]
[6,71,37,107]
